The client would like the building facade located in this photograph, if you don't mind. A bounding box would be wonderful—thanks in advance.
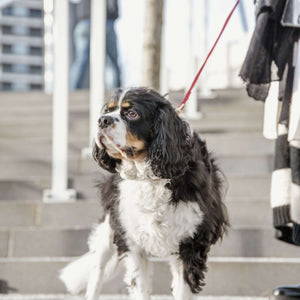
[0,0,44,91]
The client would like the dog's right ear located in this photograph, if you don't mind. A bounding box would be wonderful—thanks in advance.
[92,140,121,173]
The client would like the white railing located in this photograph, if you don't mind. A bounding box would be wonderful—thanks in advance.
[43,0,106,202]
[82,0,106,156]
[43,0,75,202]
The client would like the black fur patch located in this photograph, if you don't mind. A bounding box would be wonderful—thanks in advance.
[169,133,228,292]
[92,140,121,173]
[100,174,129,255]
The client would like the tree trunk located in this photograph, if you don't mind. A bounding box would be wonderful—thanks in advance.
[142,0,164,91]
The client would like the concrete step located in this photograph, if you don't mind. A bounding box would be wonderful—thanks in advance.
[0,91,88,106]
[0,153,274,182]
[0,101,261,117]
[0,172,100,201]
[0,257,299,296]
[202,133,274,156]
[0,138,88,160]
[0,198,272,228]
[219,154,273,176]
[0,116,264,139]
[0,89,251,109]
[211,228,300,258]
[0,201,102,228]
[0,295,268,300]
[225,201,272,227]
[0,105,89,119]
[79,154,274,177]
[226,175,271,199]
[0,133,274,159]
[0,172,271,201]
[1,226,299,258]
[212,87,252,100]
[194,119,264,134]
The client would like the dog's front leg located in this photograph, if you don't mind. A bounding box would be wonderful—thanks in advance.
[169,256,193,300]
[123,251,152,300]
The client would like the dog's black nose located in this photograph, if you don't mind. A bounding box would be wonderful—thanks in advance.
[99,116,114,128]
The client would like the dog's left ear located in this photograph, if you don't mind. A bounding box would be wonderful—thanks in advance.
[148,103,193,178]
[92,140,121,173]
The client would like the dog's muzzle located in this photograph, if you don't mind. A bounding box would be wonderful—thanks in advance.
[98,116,114,129]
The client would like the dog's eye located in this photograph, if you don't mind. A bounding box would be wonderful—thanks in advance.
[126,110,139,120]
[103,106,115,114]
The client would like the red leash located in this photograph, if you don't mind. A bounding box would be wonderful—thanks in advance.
[177,0,240,111]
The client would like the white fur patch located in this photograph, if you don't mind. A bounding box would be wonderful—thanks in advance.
[59,252,92,295]
[60,215,119,297]
[118,168,203,257]
[100,110,127,153]
[117,160,160,180]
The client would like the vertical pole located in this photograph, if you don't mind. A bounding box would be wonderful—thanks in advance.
[43,0,54,94]
[198,0,215,99]
[90,0,106,148]
[82,0,106,158]
[160,0,168,95]
[142,0,164,91]
[43,0,75,202]
[185,0,202,119]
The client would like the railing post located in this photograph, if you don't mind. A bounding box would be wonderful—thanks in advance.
[43,0,76,202]
[185,0,203,120]
[43,0,54,94]
[82,0,106,157]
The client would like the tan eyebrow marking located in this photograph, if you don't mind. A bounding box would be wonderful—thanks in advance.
[121,101,131,108]
[107,101,117,109]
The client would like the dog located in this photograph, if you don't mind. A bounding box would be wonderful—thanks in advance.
[60,87,229,300]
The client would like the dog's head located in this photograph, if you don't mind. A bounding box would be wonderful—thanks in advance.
[93,87,193,179]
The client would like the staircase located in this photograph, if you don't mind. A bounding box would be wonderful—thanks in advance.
[0,89,299,298]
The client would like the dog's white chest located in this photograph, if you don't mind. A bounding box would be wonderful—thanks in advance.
[118,179,203,257]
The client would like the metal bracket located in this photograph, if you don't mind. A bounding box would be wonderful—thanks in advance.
[43,189,76,203]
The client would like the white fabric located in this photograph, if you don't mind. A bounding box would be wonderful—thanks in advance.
[289,39,300,142]
[278,123,288,136]
[271,168,292,208]
[291,183,300,223]
[263,81,280,140]
[290,140,300,148]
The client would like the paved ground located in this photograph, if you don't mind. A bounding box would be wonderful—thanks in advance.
[0,295,269,300]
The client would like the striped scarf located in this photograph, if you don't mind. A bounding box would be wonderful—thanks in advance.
[265,51,300,246]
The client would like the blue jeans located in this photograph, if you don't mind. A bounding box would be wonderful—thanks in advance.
[106,19,121,88]
[69,19,90,90]
[69,18,121,90]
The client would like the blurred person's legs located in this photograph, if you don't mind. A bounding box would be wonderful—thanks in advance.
[70,19,90,90]
[106,19,121,88]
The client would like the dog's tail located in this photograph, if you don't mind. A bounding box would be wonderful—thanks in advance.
[60,250,119,295]
[59,252,94,295]
[59,215,119,295]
